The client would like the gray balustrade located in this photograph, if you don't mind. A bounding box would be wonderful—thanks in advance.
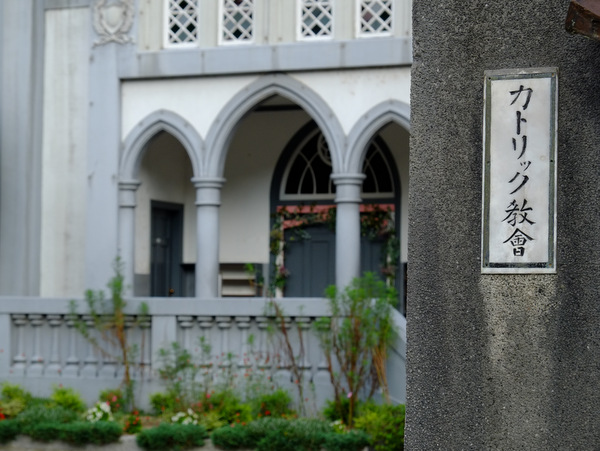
[0,297,406,410]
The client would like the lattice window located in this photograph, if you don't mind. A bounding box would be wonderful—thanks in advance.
[222,0,254,43]
[165,0,200,46]
[299,0,333,40]
[358,0,393,36]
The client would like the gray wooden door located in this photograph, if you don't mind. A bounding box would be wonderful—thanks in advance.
[150,201,183,297]
[284,224,335,297]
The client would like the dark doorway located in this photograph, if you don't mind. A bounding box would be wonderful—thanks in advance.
[150,201,183,297]
[284,224,335,297]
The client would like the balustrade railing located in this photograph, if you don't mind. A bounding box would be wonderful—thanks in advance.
[0,297,405,409]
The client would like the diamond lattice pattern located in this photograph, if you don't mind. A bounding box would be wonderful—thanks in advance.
[222,0,254,42]
[300,0,333,39]
[359,0,392,35]
[167,0,199,45]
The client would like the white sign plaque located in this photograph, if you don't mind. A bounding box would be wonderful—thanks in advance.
[482,68,557,273]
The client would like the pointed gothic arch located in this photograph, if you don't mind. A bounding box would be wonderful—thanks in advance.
[204,74,345,178]
[120,109,203,181]
[345,100,410,174]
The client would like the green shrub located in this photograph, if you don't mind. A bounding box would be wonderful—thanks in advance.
[18,404,78,431]
[25,422,63,442]
[321,430,371,451]
[50,386,86,413]
[212,418,331,451]
[354,403,405,451]
[211,423,252,449]
[60,421,122,446]
[136,423,207,450]
[250,389,295,419]
[0,420,20,444]
[22,420,121,445]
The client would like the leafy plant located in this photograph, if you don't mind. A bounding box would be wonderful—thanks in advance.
[123,410,143,434]
[50,385,86,413]
[156,341,203,411]
[99,388,125,413]
[314,272,397,427]
[354,403,405,451]
[69,257,149,410]
[136,423,207,450]
[0,383,31,418]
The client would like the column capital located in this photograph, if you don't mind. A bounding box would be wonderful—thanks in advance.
[192,177,226,207]
[331,173,365,203]
[118,179,141,207]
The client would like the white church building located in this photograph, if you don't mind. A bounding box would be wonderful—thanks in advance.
[0,0,410,406]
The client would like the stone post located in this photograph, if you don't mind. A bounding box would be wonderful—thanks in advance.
[332,173,365,290]
[193,177,225,298]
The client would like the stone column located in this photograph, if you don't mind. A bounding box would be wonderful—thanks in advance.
[332,173,365,290]
[118,180,140,296]
[193,177,225,298]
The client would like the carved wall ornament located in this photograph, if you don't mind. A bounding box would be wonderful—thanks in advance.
[93,0,135,46]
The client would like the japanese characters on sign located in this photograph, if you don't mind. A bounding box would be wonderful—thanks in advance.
[482,68,557,273]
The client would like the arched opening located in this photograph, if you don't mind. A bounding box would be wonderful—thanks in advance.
[271,121,402,300]
[219,95,317,296]
[359,121,409,313]
[134,131,196,297]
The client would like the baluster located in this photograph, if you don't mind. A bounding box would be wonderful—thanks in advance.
[46,315,63,377]
[28,314,45,376]
[235,316,251,391]
[197,316,214,392]
[116,315,134,380]
[295,317,314,413]
[63,314,80,377]
[99,315,118,379]
[273,317,293,391]
[313,318,334,403]
[256,316,271,370]
[139,315,151,381]
[216,316,232,385]
[178,316,194,350]
[11,315,28,376]
[81,315,99,377]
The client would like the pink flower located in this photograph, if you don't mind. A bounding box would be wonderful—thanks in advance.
[347,392,352,398]
[112,396,117,402]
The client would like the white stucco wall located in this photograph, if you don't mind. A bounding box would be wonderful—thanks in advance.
[293,68,411,134]
[121,75,258,141]
[220,110,311,263]
[40,8,89,297]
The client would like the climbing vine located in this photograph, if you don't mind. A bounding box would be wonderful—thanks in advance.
[269,204,399,295]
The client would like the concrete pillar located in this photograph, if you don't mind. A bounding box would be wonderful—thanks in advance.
[193,177,225,298]
[118,180,140,296]
[332,173,365,290]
